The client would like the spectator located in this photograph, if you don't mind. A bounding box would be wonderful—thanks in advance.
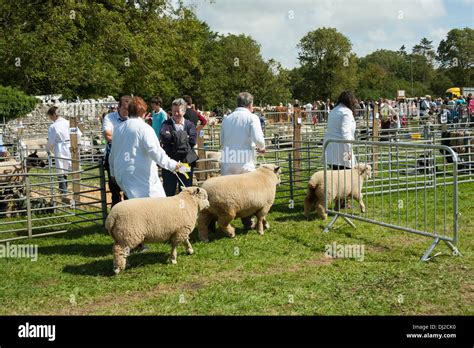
[46,106,82,203]
[220,92,265,175]
[160,98,198,196]
[103,95,131,207]
[150,96,167,141]
[323,91,358,169]
[183,95,207,127]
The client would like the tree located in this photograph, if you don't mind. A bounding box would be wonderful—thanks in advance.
[437,28,474,86]
[413,37,436,65]
[296,27,358,100]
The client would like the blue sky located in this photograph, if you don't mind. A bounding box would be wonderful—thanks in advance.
[182,0,473,68]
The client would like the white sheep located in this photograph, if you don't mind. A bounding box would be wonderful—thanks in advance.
[22,139,49,159]
[304,164,372,220]
[205,151,221,177]
[105,187,209,274]
[0,151,45,184]
[197,164,281,241]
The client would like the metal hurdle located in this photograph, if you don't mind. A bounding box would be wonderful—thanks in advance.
[321,139,462,261]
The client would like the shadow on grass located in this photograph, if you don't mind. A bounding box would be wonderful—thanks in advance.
[47,224,106,240]
[188,225,251,243]
[63,251,170,277]
[39,242,111,257]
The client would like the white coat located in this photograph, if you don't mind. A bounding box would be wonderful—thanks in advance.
[47,117,80,174]
[220,107,265,175]
[323,104,357,168]
[109,118,178,199]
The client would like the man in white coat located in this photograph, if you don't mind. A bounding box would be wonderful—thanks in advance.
[108,97,184,199]
[220,92,265,176]
[47,106,82,201]
[220,92,265,230]
[323,91,357,169]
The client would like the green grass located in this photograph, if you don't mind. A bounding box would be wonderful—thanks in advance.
[0,179,472,315]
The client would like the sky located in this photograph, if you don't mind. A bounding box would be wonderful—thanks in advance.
[182,0,474,68]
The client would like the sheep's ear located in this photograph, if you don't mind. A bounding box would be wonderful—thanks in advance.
[195,187,200,195]
[274,166,280,173]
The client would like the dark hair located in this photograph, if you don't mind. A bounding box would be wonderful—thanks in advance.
[118,95,132,107]
[183,95,192,105]
[128,97,147,117]
[150,96,162,106]
[47,106,58,116]
[336,91,357,113]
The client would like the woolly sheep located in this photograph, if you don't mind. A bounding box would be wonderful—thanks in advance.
[197,164,281,241]
[105,186,210,274]
[304,164,372,220]
[205,151,221,178]
[0,151,45,184]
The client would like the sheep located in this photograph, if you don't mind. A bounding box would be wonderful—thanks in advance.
[440,131,472,164]
[304,164,372,220]
[205,151,221,177]
[197,164,281,242]
[22,139,49,159]
[105,186,210,274]
[0,151,45,184]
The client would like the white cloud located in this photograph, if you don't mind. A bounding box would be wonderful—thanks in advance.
[183,0,467,68]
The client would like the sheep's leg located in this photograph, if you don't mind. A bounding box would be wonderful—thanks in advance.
[113,243,129,275]
[184,239,194,255]
[356,193,366,213]
[304,189,316,219]
[315,201,328,220]
[255,208,270,235]
[217,213,236,238]
[169,235,179,265]
[263,217,270,230]
[197,210,214,242]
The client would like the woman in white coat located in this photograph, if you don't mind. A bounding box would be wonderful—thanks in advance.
[47,106,80,197]
[323,91,358,169]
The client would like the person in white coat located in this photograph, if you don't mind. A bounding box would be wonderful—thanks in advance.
[47,106,81,198]
[323,91,358,169]
[220,92,265,175]
[109,97,184,199]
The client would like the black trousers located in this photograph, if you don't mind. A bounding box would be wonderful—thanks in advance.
[162,168,193,197]
[331,165,350,170]
[104,161,127,207]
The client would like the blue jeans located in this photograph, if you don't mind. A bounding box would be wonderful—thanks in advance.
[59,175,67,194]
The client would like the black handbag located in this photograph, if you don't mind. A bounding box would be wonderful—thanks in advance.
[172,126,198,165]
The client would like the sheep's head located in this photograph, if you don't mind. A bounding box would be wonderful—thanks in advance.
[183,186,210,211]
[26,150,46,168]
[259,164,282,185]
[356,163,372,179]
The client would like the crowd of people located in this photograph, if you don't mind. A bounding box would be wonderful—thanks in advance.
[44,89,473,221]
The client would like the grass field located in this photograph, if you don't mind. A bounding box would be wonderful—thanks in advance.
[0,179,472,315]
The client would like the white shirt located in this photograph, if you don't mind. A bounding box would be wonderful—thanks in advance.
[323,104,357,168]
[220,107,265,175]
[102,111,127,134]
[109,118,178,198]
[305,103,313,112]
[47,117,81,173]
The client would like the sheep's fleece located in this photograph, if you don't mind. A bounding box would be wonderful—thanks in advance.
[106,186,209,274]
[304,164,372,220]
[198,164,281,241]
